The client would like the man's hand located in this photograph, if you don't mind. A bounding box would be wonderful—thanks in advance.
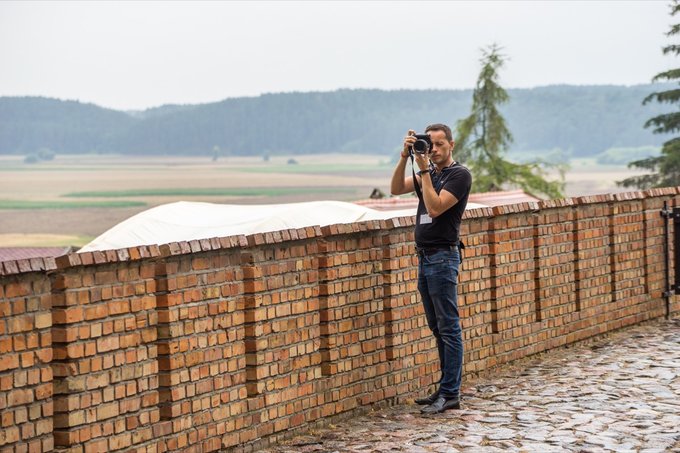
[402,129,416,158]
[414,150,430,172]
[403,129,431,170]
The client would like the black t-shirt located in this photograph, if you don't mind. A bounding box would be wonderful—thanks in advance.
[415,162,472,248]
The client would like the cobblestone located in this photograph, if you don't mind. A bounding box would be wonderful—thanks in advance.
[261,319,680,452]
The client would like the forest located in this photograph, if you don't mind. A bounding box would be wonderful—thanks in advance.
[0,84,669,158]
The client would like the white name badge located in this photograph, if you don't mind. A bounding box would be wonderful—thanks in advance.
[420,214,433,224]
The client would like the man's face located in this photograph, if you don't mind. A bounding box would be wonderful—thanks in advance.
[426,130,454,165]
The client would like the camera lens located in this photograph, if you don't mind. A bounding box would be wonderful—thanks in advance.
[413,139,429,154]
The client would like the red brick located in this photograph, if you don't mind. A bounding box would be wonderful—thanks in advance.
[10,315,34,333]
[0,353,19,372]
[53,307,84,324]
[8,388,33,407]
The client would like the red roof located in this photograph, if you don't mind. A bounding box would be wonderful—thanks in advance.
[355,190,540,210]
[0,247,72,263]
[353,197,419,210]
[468,190,541,206]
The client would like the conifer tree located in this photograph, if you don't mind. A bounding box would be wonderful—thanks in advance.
[620,1,680,189]
[455,44,565,198]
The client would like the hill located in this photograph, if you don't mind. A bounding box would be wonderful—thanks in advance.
[0,97,135,154]
[0,85,670,157]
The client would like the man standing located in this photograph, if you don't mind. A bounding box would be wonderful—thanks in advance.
[390,124,471,414]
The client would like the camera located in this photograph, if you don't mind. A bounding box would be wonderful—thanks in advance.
[410,134,432,154]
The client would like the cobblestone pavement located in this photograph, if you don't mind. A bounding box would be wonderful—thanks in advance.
[261,319,680,453]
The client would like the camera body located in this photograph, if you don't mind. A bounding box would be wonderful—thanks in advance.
[411,134,432,154]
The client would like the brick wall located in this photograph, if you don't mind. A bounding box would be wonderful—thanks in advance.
[155,237,247,450]
[50,247,160,452]
[1,189,679,452]
[0,258,54,452]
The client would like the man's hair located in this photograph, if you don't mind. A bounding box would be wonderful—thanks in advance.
[425,123,453,142]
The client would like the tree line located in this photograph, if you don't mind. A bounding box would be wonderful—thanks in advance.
[0,85,667,158]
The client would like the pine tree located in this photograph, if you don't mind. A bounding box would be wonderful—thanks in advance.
[455,44,565,198]
[620,1,680,189]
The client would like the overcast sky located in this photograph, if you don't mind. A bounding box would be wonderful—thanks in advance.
[0,1,673,111]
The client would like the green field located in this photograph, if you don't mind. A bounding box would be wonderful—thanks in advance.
[0,233,94,247]
[232,163,392,174]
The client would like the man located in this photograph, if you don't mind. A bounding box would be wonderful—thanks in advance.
[390,124,471,414]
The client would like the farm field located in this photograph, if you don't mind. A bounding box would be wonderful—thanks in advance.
[0,154,650,247]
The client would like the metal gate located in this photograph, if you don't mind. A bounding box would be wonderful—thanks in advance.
[660,201,677,319]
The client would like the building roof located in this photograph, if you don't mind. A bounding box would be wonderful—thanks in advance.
[355,189,539,210]
[0,247,72,263]
[468,189,541,207]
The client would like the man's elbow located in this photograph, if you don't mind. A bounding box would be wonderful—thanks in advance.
[427,203,451,218]
[427,208,443,218]
[391,186,407,196]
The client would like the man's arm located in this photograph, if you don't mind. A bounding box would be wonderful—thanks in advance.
[390,130,417,195]
[413,151,459,218]
[419,172,459,218]
[390,154,416,195]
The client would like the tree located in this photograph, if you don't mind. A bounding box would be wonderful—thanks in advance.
[620,1,680,189]
[455,44,565,199]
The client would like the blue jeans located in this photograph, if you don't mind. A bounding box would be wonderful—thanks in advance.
[417,248,463,399]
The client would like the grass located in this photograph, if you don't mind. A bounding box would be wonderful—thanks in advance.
[63,187,355,198]
[0,153,651,240]
[0,200,147,209]
[0,166,151,172]
[570,157,599,167]
[0,165,385,173]
[0,233,93,247]
[232,163,390,174]
[569,157,631,168]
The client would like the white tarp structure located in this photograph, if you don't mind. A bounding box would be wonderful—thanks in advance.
[79,200,486,252]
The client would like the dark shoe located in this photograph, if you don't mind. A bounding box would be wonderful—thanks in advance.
[414,390,439,405]
[421,396,461,414]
